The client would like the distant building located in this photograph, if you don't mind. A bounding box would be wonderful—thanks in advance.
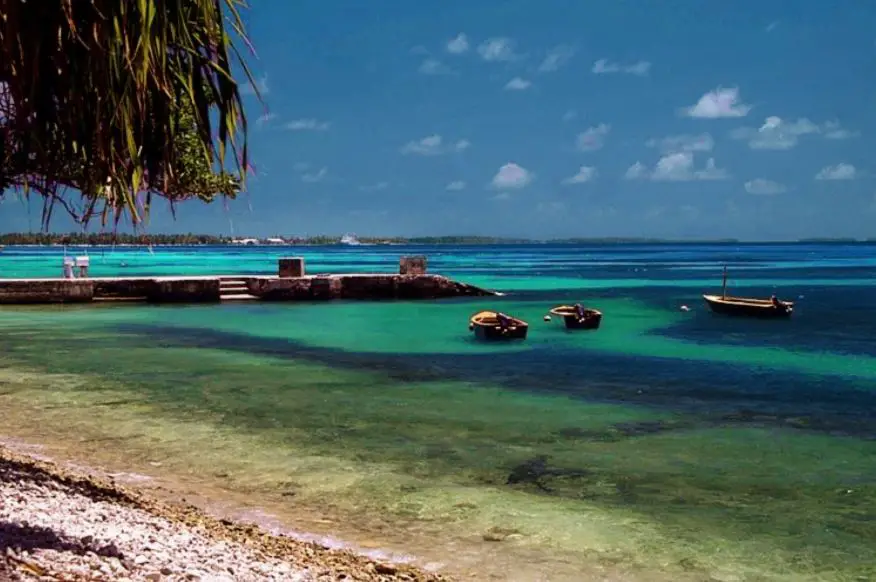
[265,237,286,245]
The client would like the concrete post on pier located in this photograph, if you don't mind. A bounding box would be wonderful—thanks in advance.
[399,255,427,275]
[278,257,306,278]
[75,256,90,278]
[62,257,75,279]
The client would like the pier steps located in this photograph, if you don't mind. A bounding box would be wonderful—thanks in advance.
[219,278,257,301]
[0,274,497,305]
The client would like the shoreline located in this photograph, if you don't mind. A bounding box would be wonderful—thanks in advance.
[0,382,639,582]
[0,443,450,582]
[2,240,873,248]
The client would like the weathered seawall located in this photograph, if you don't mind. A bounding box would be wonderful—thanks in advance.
[0,255,497,305]
[246,274,490,301]
[0,274,495,305]
[0,277,223,304]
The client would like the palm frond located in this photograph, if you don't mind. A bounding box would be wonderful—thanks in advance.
[0,0,256,228]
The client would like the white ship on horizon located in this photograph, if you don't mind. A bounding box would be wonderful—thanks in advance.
[340,233,362,246]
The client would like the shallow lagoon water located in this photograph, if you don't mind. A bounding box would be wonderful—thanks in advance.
[0,243,874,581]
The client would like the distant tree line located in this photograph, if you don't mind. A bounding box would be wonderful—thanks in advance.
[0,232,230,246]
[0,233,869,246]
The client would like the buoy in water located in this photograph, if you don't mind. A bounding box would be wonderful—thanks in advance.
[680,305,691,312]
[543,315,551,322]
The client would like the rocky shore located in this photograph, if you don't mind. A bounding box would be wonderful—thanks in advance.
[0,446,450,582]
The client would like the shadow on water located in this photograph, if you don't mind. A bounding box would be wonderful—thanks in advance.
[111,322,876,441]
[661,285,876,358]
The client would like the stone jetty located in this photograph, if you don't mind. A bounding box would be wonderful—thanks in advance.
[0,256,497,305]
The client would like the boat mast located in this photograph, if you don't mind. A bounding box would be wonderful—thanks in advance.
[721,265,728,299]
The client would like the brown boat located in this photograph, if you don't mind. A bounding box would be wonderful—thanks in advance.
[468,310,529,340]
[703,267,793,318]
[549,304,603,330]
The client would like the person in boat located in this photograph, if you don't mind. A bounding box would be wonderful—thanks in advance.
[573,303,587,320]
[770,294,787,309]
[496,312,513,329]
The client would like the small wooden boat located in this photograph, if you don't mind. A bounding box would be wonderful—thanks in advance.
[549,305,603,330]
[703,267,793,318]
[468,310,529,340]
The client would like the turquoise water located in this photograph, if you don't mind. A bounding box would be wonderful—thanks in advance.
[0,243,874,581]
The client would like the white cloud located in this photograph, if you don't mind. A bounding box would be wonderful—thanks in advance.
[538,45,575,72]
[446,33,469,54]
[815,163,857,180]
[623,61,652,76]
[683,87,751,119]
[576,124,611,152]
[624,162,647,180]
[301,167,328,183]
[477,38,516,62]
[730,116,820,149]
[592,59,651,76]
[504,77,532,91]
[285,118,330,131]
[491,163,532,189]
[744,179,787,195]
[563,166,597,184]
[454,139,471,152]
[419,58,453,75]
[823,121,860,140]
[627,153,728,181]
[732,117,859,149]
[592,59,619,73]
[446,180,466,191]
[400,135,470,155]
[492,192,512,201]
[646,133,714,153]
[240,73,269,95]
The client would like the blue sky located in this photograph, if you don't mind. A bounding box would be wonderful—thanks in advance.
[4,0,876,239]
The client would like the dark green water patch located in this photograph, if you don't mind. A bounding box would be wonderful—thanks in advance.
[91,322,876,442]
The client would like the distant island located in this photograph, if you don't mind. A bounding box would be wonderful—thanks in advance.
[0,232,872,246]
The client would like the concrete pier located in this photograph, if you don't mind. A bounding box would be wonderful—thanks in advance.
[0,274,494,305]
[245,274,491,302]
[0,279,95,304]
[278,257,305,278]
[0,256,497,305]
[399,256,427,275]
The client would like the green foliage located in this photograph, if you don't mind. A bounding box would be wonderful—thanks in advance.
[0,0,255,228]
[0,232,230,246]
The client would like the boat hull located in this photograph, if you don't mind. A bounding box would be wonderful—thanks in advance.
[549,306,603,330]
[472,323,529,340]
[703,295,793,319]
[469,310,529,341]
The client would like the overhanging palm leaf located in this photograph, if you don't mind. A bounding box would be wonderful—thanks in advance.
[0,0,256,228]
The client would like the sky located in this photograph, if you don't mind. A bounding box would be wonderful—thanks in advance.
[3,0,876,240]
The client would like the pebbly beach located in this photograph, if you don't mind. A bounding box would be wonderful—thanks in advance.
[0,445,449,582]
